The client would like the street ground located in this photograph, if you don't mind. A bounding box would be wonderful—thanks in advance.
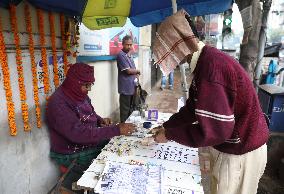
[147,69,183,113]
[146,69,284,194]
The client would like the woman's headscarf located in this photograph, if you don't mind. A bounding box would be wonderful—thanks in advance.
[61,63,95,102]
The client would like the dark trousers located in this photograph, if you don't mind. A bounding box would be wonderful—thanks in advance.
[119,94,133,122]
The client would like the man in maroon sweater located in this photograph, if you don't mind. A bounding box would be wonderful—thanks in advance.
[152,10,269,194]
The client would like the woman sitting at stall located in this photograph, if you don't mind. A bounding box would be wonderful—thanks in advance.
[46,63,135,167]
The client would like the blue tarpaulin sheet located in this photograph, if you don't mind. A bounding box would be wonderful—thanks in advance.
[0,0,22,8]
[0,0,87,16]
[0,0,233,27]
[130,0,233,26]
[28,0,87,17]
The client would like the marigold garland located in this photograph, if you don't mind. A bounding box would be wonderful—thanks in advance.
[60,14,69,76]
[10,5,30,131]
[24,4,41,128]
[37,9,50,97]
[49,12,60,88]
[0,15,17,136]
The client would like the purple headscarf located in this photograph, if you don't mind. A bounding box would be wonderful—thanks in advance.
[61,63,95,102]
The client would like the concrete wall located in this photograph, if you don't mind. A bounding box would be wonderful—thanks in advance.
[0,2,75,194]
[138,25,152,93]
[87,60,121,122]
[0,2,152,194]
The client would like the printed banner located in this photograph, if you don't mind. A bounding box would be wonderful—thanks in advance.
[78,18,139,58]
[78,25,109,56]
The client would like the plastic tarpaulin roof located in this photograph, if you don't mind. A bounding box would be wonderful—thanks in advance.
[83,0,233,29]
[0,0,22,8]
[0,0,233,30]
[129,0,233,27]
[28,0,88,17]
[0,0,88,16]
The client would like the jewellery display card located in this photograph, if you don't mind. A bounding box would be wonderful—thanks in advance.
[95,161,163,194]
[77,112,204,194]
[152,144,199,165]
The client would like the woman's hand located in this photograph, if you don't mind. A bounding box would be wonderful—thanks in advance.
[101,118,112,127]
[118,123,136,136]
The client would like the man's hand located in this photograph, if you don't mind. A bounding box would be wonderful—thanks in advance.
[151,126,168,143]
[101,118,112,127]
[125,69,140,75]
[150,126,163,134]
[118,123,136,136]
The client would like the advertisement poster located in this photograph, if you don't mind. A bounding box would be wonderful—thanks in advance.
[78,25,109,56]
[78,18,139,58]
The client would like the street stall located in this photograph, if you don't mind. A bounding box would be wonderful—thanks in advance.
[77,111,204,194]
[0,1,235,193]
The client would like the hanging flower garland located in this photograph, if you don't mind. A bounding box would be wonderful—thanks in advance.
[24,4,41,128]
[10,4,30,131]
[0,14,17,135]
[37,9,50,99]
[60,14,69,76]
[49,12,59,88]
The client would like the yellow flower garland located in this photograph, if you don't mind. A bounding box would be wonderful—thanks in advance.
[49,12,60,88]
[60,14,69,76]
[10,5,30,131]
[0,14,17,136]
[37,9,50,98]
[24,4,41,128]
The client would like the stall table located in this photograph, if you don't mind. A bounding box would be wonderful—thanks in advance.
[77,112,204,194]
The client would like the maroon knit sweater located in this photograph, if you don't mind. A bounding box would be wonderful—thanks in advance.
[164,46,269,155]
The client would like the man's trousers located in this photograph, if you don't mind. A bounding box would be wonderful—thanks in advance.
[209,144,267,194]
[119,94,133,122]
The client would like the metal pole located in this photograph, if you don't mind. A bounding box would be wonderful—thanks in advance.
[171,0,189,99]
[254,0,272,91]
[171,0,177,13]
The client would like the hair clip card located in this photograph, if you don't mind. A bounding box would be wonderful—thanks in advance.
[147,109,158,121]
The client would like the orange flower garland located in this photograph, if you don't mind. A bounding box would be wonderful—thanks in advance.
[0,14,17,135]
[37,9,50,97]
[10,5,30,131]
[60,14,69,76]
[49,12,59,88]
[24,4,41,128]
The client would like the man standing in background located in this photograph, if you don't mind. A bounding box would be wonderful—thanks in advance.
[117,35,140,122]
[161,70,174,90]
